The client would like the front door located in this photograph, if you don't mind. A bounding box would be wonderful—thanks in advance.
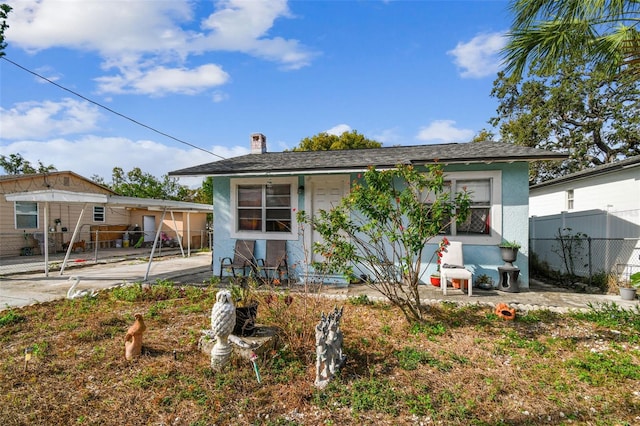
[306,175,350,264]
[143,215,156,244]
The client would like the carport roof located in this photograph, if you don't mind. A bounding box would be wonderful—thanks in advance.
[4,190,212,213]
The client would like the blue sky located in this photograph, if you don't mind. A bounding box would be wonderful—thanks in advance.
[0,0,511,186]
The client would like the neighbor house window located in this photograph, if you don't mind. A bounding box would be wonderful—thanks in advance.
[566,189,574,210]
[422,171,501,244]
[231,177,298,238]
[93,206,105,222]
[15,202,38,229]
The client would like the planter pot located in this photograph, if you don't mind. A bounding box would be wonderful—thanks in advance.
[234,303,258,336]
[452,279,469,291]
[430,275,441,287]
[619,287,637,301]
[499,246,519,267]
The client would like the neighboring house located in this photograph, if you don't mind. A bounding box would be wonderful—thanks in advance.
[170,133,566,289]
[529,156,640,277]
[0,171,211,258]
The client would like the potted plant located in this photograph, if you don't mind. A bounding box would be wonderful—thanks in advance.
[619,272,640,301]
[475,274,494,290]
[498,240,521,266]
[230,279,259,336]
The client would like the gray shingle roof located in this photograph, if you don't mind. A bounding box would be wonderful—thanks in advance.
[169,141,568,176]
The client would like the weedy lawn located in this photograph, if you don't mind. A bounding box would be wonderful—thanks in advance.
[1,281,639,425]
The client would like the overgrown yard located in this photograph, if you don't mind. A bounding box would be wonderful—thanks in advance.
[1,281,639,425]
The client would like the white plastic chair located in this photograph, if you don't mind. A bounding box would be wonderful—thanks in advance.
[440,241,473,296]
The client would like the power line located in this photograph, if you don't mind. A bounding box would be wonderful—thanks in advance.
[1,56,226,160]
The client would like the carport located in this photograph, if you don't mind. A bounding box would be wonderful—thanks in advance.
[4,189,212,279]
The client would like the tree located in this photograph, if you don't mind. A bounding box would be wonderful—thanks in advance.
[298,164,470,325]
[109,167,194,201]
[0,4,11,57]
[292,130,381,151]
[502,0,640,79]
[193,176,213,205]
[0,153,57,175]
[471,129,496,143]
[490,55,640,183]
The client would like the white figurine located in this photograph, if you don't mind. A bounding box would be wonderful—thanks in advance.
[209,290,236,370]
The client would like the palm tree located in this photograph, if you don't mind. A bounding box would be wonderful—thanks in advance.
[502,0,640,78]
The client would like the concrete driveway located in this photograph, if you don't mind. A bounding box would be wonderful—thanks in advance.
[0,252,213,311]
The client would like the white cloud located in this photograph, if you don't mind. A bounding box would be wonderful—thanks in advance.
[447,32,506,78]
[7,0,315,90]
[95,64,230,96]
[416,120,474,143]
[0,98,101,139]
[7,1,193,54]
[325,124,351,136]
[372,128,400,145]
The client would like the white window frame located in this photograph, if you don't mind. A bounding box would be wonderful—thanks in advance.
[566,189,574,210]
[439,171,502,246]
[93,206,106,222]
[230,177,299,240]
[15,201,39,229]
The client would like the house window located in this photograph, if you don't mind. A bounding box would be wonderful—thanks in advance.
[455,180,491,235]
[566,189,574,210]
[232,177,297,238]
[422,171,502,244]
[93,206,105,222]
[15,202,38,229]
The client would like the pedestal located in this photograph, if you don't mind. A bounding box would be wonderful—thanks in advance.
[498,266,520,293]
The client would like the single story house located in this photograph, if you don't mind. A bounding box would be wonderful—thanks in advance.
[1,171,212,262]
[529,155,640,277]
[170,134,567,289]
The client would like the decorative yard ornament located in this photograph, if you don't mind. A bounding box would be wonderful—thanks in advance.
[66,276,96,299]
[124,313,146,360]
[495,303,516,321]
[315,307,346,388]
[209,290,236,370]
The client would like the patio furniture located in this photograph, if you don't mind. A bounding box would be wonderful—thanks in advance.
[219,240,256,279]
[257,240,289,285]
[440,241,473,296]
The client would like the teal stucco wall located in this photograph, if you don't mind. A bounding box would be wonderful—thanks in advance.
[212,162,530,289]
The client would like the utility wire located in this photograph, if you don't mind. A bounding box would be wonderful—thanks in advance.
[1,56,226,160]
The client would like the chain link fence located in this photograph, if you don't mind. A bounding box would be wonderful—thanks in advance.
[530,237,640,287]
[0,229,213,276]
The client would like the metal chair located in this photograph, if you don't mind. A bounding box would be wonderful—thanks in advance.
[257,240,289,285]
[440,241,473,296]
[219,240,256,279]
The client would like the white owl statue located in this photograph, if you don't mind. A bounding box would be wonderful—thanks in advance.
[210,289,236,370]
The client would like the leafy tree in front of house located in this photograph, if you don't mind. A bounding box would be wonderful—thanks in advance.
[490,53,640,183]
[298,164,470,325]
[292,130,382,151]
[0,153,57,175]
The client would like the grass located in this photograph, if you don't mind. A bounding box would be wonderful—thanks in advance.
[1,281,639,425]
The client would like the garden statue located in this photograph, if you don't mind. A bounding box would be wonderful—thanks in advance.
[208,290,236,370]
[315,307,346,388]
[124,313,146,361]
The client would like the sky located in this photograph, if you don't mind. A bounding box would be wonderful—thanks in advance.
[0,0,513,187]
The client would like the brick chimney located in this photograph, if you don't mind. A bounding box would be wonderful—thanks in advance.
[250,133,267,154]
